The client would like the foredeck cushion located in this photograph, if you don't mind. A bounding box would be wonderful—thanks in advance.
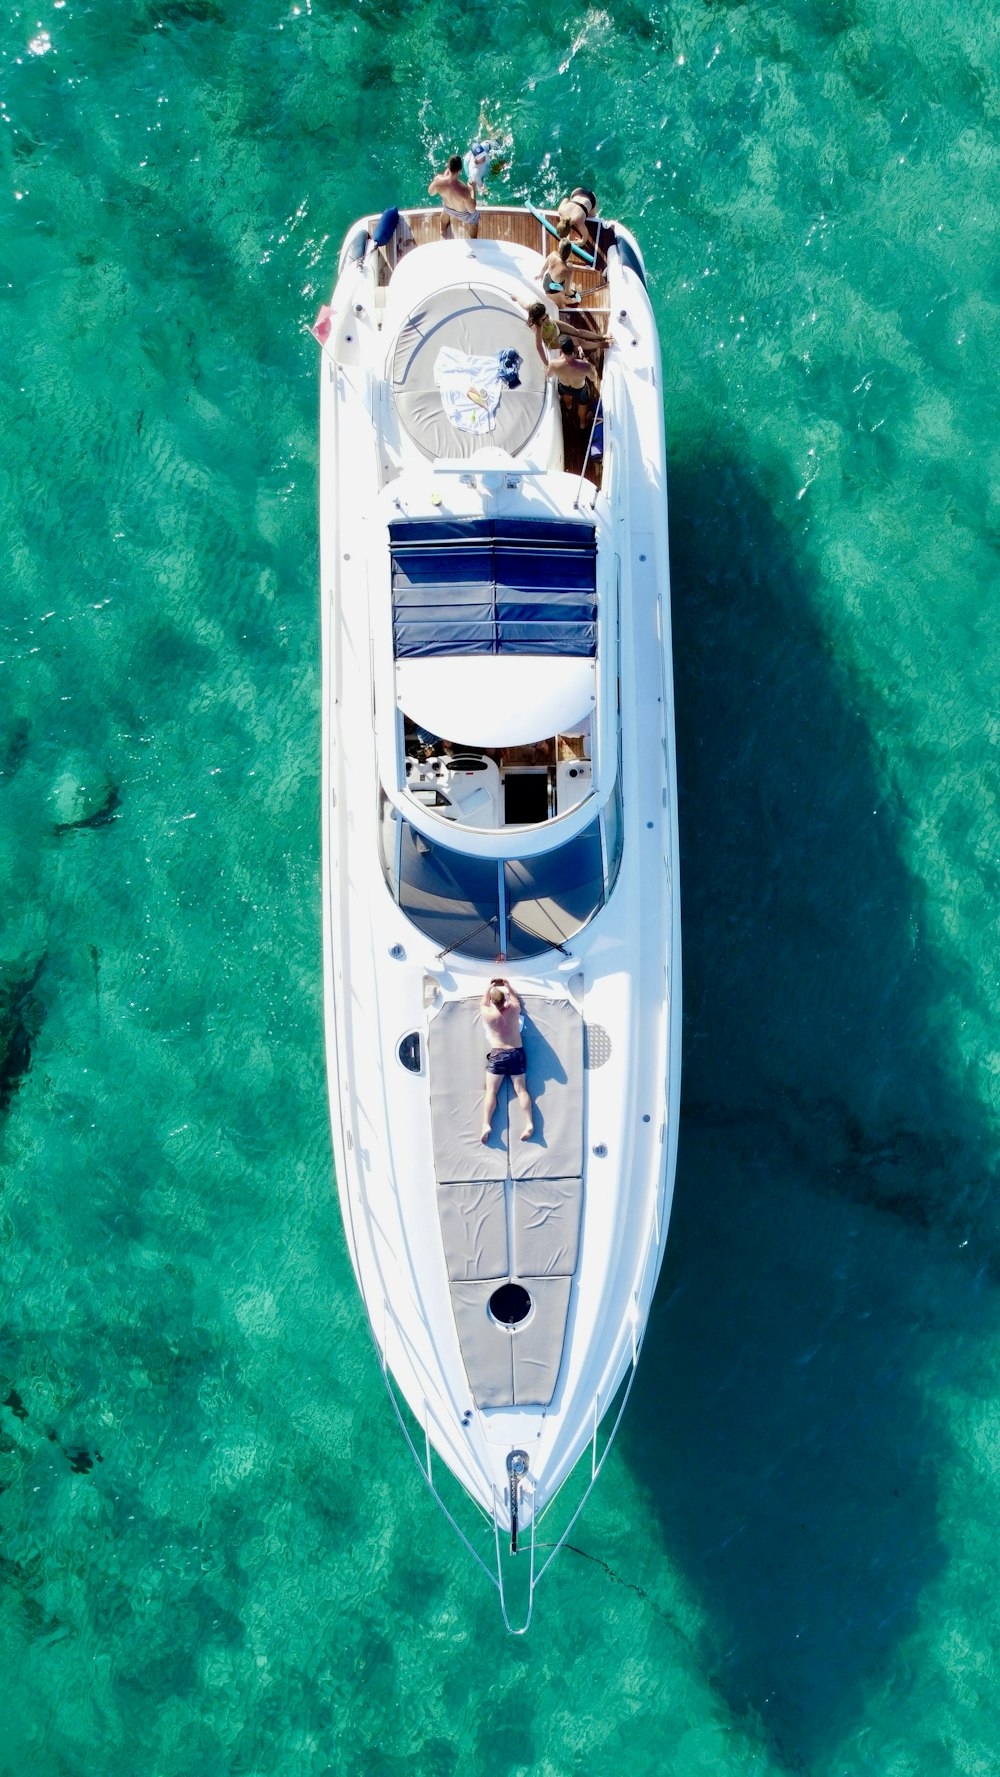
[510,997,584,1180]
[512,1276,572,1404]
[449,1283,513,1407]
[428,999,509,1181]
[449,1276,572,1407]
[438,1180,508,1281]
[430,995,586,1410]
[513,1177,582,1276]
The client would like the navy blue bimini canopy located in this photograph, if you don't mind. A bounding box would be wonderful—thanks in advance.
[390,518,597,659]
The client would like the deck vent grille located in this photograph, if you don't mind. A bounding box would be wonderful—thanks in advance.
[584,1024,611,1069]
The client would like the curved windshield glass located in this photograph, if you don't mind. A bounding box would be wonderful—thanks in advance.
[504,827,604,960]
[602,781,624,897]
[397,819,500,959]
[379,787,623,960]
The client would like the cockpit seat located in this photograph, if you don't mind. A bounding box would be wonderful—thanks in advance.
[440,754,501,826]
[406,753,501,828]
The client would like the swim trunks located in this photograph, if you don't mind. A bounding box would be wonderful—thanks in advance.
[558,380,596,406]
[486,1046,527,1077]
[439,197,479,226]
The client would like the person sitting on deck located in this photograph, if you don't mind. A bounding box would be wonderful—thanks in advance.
[480,979,533,1144]
[428,156,480,238]
[545,336,601,430]
[537,240,582,306]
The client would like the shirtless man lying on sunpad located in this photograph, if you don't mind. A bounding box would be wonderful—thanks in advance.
[480,978,534,1143]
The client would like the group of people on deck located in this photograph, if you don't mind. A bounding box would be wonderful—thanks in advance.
[427,154,606,430]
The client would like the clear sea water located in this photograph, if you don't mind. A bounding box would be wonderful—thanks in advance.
[2,0,999,1771]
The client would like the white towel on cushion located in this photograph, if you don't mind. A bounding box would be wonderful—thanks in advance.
[433,348,505,434]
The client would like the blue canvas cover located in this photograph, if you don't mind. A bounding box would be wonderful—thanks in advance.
[390,519,597,659]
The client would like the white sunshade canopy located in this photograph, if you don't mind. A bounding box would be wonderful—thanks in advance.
[395,655,596,748]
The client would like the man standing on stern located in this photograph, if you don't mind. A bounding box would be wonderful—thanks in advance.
[428,155,480,238]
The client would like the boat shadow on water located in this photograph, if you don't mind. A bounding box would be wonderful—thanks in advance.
[618,448,1000,1770]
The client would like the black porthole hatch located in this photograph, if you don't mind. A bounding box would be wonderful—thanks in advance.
[489,1283,532,1327]
[398,1031,421,1072]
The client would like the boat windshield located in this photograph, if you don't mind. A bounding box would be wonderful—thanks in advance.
[379,786,623,959]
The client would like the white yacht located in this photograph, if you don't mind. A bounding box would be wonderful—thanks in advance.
[318,204,681,1629]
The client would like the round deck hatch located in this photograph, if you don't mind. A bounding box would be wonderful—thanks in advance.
[488,1283,532,1328]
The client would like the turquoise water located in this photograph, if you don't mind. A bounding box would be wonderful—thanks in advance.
[2,0,1000,1770]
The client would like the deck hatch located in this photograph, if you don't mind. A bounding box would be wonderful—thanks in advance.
[390,519,597,659]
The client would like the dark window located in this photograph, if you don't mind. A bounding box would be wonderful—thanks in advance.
[397,1032,422,1072]
[504,770,548,826]
[603,781,624,895]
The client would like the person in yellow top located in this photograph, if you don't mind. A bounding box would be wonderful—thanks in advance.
[506,294,610,366]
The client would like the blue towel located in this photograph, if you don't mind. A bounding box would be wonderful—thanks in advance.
[495,348,522,389]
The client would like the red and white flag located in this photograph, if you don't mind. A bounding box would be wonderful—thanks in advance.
[310,304,332,345]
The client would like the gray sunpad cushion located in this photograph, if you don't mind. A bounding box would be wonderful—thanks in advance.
[428,995,583,1183]
[391,286,547,462]
[438,1181,508,1281]
[450,1282,514,1407]
[513,1276,572,1405]
[510,997,584,1180]
[449,1275,572,1408]
[513,1177,582,1277]
[431,995,584,1404]
[428,999,509,1181]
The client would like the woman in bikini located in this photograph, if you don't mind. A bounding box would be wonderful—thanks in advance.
[507,295,609,367]
[557,187,597,245]
[538,240,581,305]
